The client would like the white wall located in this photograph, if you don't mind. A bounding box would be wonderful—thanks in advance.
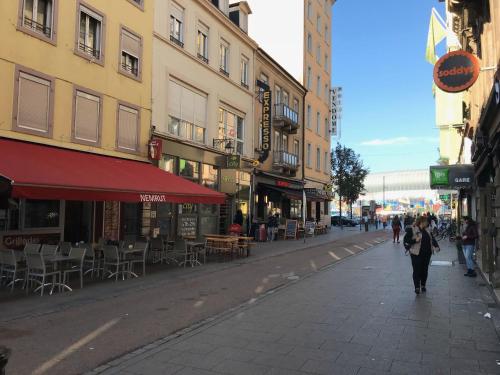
[248,0,304,83]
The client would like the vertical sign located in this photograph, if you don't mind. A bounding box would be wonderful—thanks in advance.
[259,89,271,163]
[330,87,342,137]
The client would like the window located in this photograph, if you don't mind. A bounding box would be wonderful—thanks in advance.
[294,139,300,158]
[324,117,329,138]
[241,56,249,88]
[307,33,312,53]
[167,80,207,143]
[283,91,289,106]
[275,85,282,104]
[20,0,56,41]
[324,54,328,71]
[120,27,142,79]
[197,23,209,62]
[218,108,244,155]
[293,98,299,113]
[324,151,328,172]
[307,1,312,20]
[24,200,60,228]
[325,84,329,102]
[128,0,144,9]
[73,89,101,145]
[258,72,268,101]
[179,159,199,182]
[316,111,320,134]
[316,44,321,64]
[325,25,329,42]
[274,130,280,151]
[307,66,311,89]
[282,133,288,152]
[316,75,321,96]
[220,39,229,75]
[316,147,321,170]
[317,14,321,33]
[170,2,184,47]
[77,4,104,61]
[201,164,219,191]
[13,68,53,137]
[160,155,176,174]
[307,105,311,128]
[117,104,139,152]
[307,143,311,168]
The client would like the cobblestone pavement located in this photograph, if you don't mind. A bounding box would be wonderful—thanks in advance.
[0,228,385,374]
[91,239,500,375]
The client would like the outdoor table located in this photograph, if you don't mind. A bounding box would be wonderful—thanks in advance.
[40,254,79,293]
[182,241,205,266]
[236,236,254,257]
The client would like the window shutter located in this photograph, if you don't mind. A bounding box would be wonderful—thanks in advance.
[17,72,50,133]
[194,93,207,127]
[168,80,182,119]
[74,91,100,143]
[121,28,140,57]
[180,86,195,124]
[118,105,138,151]
[171,2,183,21]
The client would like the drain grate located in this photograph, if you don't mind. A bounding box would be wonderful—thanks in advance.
[431,261,453,267]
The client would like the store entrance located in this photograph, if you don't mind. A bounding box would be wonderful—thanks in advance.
[64,201,93,243]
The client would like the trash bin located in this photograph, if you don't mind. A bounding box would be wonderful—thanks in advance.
[0,346,11,375]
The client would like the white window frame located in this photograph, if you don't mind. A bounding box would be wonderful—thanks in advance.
[220,39,230,74]
[22,0,54,39]
[197,22,209,60]
[79,5,103,59]
[307,143,312,168]
[241,55,249,86]
[170,2,184,44]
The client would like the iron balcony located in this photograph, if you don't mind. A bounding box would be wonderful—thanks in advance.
[273,150,299,172]
[273,103,299,134]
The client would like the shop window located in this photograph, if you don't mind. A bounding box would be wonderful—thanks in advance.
[201,164,219,191]
[14,68,53,137]
[117,104,139,152]
[24,199,60,228]
[73,89,101,145]
[179,159,199,182]
[160,154,176,174]
[120,27,142,79]
[0,200,20,231]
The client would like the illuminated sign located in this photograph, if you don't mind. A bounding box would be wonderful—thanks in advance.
[433,51,480,93]
[259,89,271,162]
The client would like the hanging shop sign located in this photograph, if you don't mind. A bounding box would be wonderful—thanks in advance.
[259,89,272,162]
[148,139,163,160]
[276,180,290,188]
[433,51,480,93]
[226,154,241,169]
[430,165,474,189]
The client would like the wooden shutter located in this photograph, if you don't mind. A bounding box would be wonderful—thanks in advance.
[118,105,138,151]
[121,28,140,57]
[17,72,50,134]
[74,90,100,143]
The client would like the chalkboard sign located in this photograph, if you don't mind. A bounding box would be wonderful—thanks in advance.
[304,221,315,236]
[285,220,298,240]
[178,216,197,238]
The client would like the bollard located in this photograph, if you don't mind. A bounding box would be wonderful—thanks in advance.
[0,346,11,375]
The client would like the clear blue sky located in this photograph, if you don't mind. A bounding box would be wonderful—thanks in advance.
[331,0,445,173]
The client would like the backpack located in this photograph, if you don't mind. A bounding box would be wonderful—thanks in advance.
[403,227,416,253]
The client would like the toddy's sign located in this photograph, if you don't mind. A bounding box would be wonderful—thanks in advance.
[433,51,480,93]
[259,89,271,163]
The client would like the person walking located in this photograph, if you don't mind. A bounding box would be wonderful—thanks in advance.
[462,217,478,277]
[392,215,402,243]
[267,213,278,241]
[408,216,440,294]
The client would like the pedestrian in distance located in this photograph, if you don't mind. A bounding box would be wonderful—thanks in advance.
[407,216,440,295]
[267,212,278,241]
[233,209,243,226]
[462,217,478,277]
[392,215,402,243]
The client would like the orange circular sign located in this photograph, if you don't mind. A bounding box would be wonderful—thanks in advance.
[433,51,480,93]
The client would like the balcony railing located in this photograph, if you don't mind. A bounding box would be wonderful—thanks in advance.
[274,103,299,131]
[78,41,100,59]
[219,67,229,77]
[170,34,184,48]
[23,17,51,38]
[273,150,299,170]
[197,53,209,64]
[121,63,138,76]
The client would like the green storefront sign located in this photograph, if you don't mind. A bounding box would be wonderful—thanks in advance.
[226,154,240,169]
[439,194,450,201]
[430,167,449,187]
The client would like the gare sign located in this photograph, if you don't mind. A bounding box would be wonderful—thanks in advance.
[430,165,474,189]
[433,51,480,93]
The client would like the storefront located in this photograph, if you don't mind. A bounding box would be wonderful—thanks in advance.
[0,139,225,249]
[304,187,332,224]
[253,171,304,225]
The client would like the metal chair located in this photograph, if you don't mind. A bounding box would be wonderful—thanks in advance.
[128,241,149,276]
[58,241,72,256]
[82,243,98,278]
[63,247,87,289]
[25,252,60,296]
[23,243,41,255]
[102,245,129,281]
[0,250,26,292]
[40,244,58,258]
[150,237,164,264]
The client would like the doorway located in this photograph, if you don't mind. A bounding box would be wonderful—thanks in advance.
[64,201,93,243]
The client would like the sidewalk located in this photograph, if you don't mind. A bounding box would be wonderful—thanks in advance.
[93,239,500,375]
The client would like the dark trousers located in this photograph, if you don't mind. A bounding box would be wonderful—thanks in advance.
[410,252,432,289]
[393,227,400,242]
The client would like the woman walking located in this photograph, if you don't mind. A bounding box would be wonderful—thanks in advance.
[392,215,402,243]
[462,217,478,277]
[408,216,440,294]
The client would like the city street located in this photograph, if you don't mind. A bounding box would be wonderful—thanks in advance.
[1,227,385,375]
[90,234,500,375]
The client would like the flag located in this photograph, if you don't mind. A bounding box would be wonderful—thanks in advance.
[425,8,447,64]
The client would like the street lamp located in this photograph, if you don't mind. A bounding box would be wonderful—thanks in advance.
[213,138,234,154]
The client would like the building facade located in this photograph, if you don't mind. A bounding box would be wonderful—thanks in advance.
[0,0,155,247]
[248,0,334,225]
[253,48,306,225]
[152,0,258,237]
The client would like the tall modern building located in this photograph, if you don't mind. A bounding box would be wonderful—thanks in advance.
[249,0,334,223]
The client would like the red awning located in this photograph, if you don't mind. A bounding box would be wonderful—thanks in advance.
[0,139,225,204]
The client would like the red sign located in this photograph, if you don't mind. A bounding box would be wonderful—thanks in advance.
[148,139,162,160]
[2,233,61,250]
[433,51,480,93]
[276,180,290,188]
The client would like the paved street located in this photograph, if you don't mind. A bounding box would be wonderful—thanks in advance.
[90,237,500,375]
[0,227,384,375]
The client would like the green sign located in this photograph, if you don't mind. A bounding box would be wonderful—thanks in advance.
[226,154,240,169]
[430,167,449,187]
[439,194,450,200]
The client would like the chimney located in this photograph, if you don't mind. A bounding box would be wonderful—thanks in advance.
[229,1,252,33]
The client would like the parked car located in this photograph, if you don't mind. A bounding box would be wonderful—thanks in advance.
[331,215,357,227]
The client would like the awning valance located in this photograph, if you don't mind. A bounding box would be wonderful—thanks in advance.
[0,139,225,204]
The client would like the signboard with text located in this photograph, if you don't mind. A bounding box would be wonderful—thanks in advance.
[430,165,474,189]
[433,51,480,93]
[259,89,271,162]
